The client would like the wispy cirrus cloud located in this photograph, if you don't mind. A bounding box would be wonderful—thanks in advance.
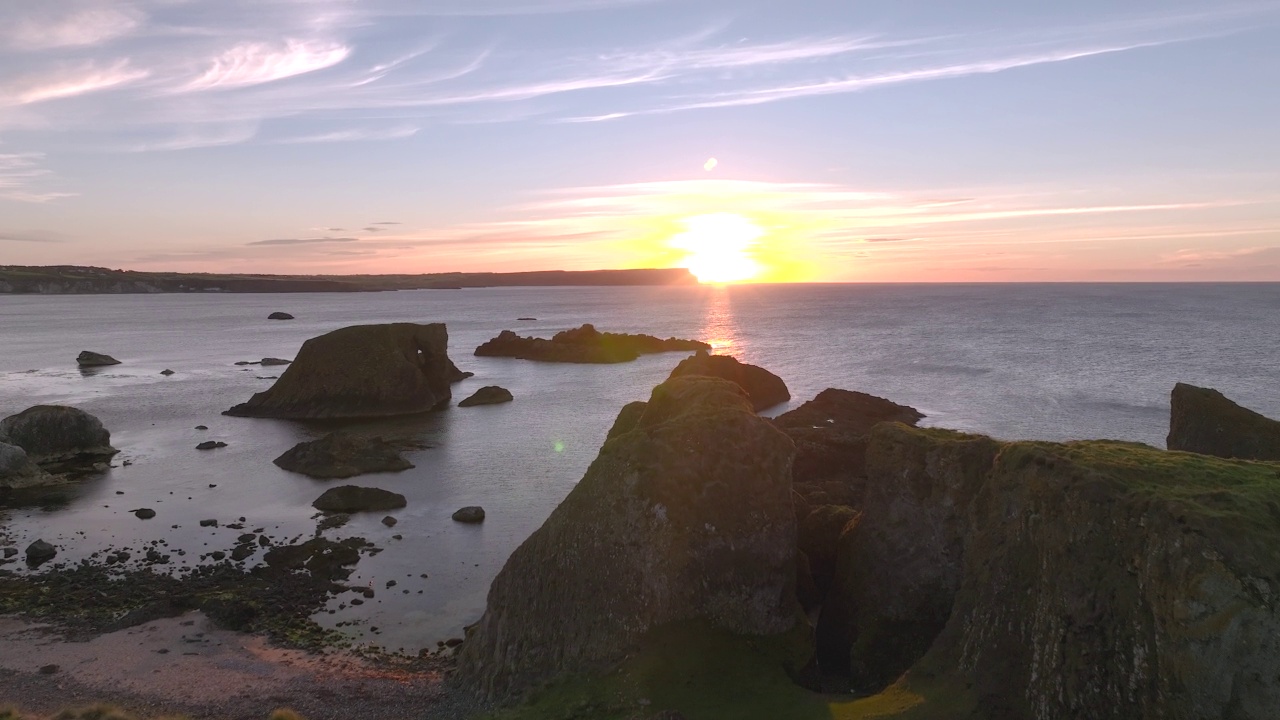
[2,60,149,106]
[0,152,73,202]
[0,4,143,51]
[181,39,351,91]
[247,236,360,246]
[277,124,418,144]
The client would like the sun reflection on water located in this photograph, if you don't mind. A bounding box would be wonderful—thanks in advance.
[700,286,740,354]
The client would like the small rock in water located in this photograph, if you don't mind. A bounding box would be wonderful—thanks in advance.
[160,369,175,376]
[230,545,254,562]
[458,386,513,408]
[77,350,121,367]
[199,519,218,527]
[2,548,17,559]
[259,357,291,366]
[452,506,486,524]
[134,508,156,520]
[26,540,57,565]
[196,441,228,450]
[195,425,208,430]
[381,516,398,527]
[517,317,536,321]
[268,312,294,320]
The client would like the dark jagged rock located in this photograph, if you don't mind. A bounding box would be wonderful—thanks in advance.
[26,540,56,566]
[0,442,52,490]
[76,350,120,367]
[224,323,455,419]
[824,424,1280,718]
[667,350,789,411]
[259,357,291,366]
[273,433,413,479]
[312,485,407,513]
[775,388,924,489]
[268,312,294,320]
[797,505,860,597]
[447,358,474,383]
[606,401,648,440]
[451,506,485,523]
[475,324,709,364]
[160,369,175,376]
[195,441,227,450]
[1167,382,1280,461]
[456,376,799,700]
[0,405,117,468]
[457,386,513,407]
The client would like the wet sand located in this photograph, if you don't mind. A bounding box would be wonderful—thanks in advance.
[0,613,479,720]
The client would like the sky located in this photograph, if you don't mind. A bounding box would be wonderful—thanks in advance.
[1,0,1279,282]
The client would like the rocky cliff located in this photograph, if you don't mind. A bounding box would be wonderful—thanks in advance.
[1168,382,1280,461]
[455,376,800,701]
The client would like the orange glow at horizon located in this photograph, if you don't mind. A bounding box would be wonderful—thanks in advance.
[669,213,763,284]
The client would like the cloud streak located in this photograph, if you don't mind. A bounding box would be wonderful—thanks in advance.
[182,39,350,92]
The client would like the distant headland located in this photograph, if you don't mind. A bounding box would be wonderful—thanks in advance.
[0,265,697,295]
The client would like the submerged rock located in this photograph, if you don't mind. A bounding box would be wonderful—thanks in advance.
[0,405,117,468]
[268,312,294,320]
[160,369,175,376]
[273,433,413,479]
[457,386,513,407]
[312,485,407,513]
[823,423,1280,718]
[474,324,709,364]
[667,350,790,411]
[456,376,799,700]
[0,442,53,490]
[451,506,485,523]
[76,351,120,367]
[224,323,456,419]
[1167,382,1280,461]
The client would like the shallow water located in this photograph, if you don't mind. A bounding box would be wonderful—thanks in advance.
[1,283,1277,652]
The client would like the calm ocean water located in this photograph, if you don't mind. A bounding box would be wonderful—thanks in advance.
[1,283,1278,652]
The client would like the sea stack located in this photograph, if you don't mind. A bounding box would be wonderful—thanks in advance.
[224,323,456,419]
[1167,382,1280,460]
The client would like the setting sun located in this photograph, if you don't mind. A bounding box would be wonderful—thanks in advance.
[670,213,763,284]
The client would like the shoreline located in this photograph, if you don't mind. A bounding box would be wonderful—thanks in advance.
[0,612,473,720]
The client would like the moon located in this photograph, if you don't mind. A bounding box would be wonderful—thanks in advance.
[703,157,718,171]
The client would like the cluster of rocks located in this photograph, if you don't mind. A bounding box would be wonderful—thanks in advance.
[474,324,710,364]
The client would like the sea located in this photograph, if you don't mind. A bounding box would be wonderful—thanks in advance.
[1,283,1277,653]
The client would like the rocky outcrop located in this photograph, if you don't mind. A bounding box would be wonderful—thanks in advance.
[224,323,456,419]
[76,351,120,367]
[447,359,474,383]
[825,424,1280,719]
[0,405,117,469]
[312,486,407,513]
[458,386,513,407]
[774,388,923,487]
[456,376,800,700]
[0,442,53,490]
[474,324,709,364]
[25,540,57,566]
[1167,382,1280,461]
[273,433,413,479]
[667,351,790,411]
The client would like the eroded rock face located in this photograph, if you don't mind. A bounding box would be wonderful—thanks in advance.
[456,376,799,700]
[774,388,924,487]
[0,405,117,468]
[0,442,52,490]
[1167,382,1280,461]
[835,424,1280,719]
[273,433,413,479]
[224,323,455,419]
[475,324,709,364]
[667,351,790,412]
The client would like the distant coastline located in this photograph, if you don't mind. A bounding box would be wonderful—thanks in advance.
[0,265,697,294]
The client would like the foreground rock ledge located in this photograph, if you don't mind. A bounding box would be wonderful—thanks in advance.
[822,423,1280,718]
[0,405,118,469]
[668,350,791,412]
[224,323,456,419]
[456,375,799,701]
[1167,382,1280,461]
